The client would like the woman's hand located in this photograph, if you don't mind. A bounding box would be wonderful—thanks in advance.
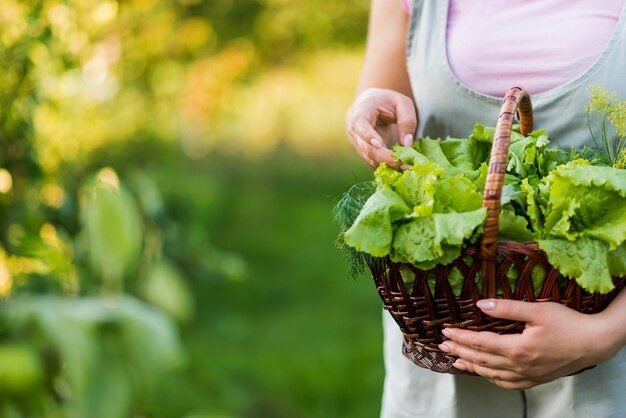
[346,88,417,168]
[438,299,623,390]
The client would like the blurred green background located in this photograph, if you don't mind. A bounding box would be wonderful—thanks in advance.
[0,1,384,417]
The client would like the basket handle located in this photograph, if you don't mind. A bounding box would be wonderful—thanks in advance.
[480,87,534,299]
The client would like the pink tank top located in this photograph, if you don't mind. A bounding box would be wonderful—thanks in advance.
[400,0,624,96]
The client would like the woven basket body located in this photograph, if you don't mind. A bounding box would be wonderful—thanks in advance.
[370,87,626,375]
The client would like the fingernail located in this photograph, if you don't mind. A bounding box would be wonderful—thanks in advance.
[441,328,451,338]
[370,138,383,149]
[400,164,412,171]
[477,299,496,311]
[453,360,467,371]
[403,134,414,147]
[439,342,451,352]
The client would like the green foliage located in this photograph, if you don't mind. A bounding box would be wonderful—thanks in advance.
[1,296,184,418]
[0,0,377,416]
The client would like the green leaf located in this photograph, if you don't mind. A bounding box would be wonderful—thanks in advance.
[439,136,490,173]
[538,238,615,294]
[390,146,430,166]
[608,244,626,278]
[473,162,489,191]
[374,163,402,187]
[468,124,495,144]
[140,260,195,322]
[409,245,462,271]
[390,208,486,265]
[344,188,411,257]
[417,137,461,176]
[433,175,482,213]
[521,178,542,234]
[498,206,535,242]
[393,162,443,215]
[542,163,626,249]
[80,180,143,286]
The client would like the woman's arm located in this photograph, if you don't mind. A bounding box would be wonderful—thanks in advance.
[438,288,626,389]
[358,0,413,94]
[346,0,417,168]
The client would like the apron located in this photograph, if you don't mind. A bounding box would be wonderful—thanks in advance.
[381,1,626,417]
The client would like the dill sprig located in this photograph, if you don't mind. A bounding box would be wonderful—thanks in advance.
[333,181,375,278]
[585,84,626,168]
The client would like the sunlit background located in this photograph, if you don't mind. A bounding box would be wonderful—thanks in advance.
[0,1,383,417]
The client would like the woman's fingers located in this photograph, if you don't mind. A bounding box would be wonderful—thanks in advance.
[348,128,399,168]
[349,113,386,149]
[346,88,417,167]
[442,328,519,357]
[453,360,528,383]
[438,340,511,371]
[393,94,418,146]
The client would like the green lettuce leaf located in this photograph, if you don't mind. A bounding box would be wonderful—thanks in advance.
[473,162,489,191]
[498,206,535,242]
[374,163,402,187]
[439,136,491,173]
[417,137,462,176]
[393,162,443,216]
[411,246,463,271]
[468,124,494,144]
[521,178,542,234]
[542,162,626,249]
[344,188,411,257]
[608,244,626,278]
[390,208,486,265]
[390,146,430,166]
[538,238,615,294]
[433,175,483,213]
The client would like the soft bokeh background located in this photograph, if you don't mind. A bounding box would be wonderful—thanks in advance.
[0,1,384,417]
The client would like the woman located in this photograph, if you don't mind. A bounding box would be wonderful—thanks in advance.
[345,1,626,417]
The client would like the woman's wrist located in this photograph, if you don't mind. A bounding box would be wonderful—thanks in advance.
[589,288,626,363]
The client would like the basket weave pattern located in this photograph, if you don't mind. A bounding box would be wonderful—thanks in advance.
[370,87,626,376]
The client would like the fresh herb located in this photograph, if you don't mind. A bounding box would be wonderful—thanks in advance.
[585,84,626,167]
[333,181,375,278]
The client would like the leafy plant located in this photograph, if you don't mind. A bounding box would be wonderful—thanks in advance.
[586,84,626,167]
[333,181,375,278]
[337,124,626,295]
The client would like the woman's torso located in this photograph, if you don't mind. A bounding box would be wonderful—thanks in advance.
[405,0,626,149]
[382,1,626,417]
[402,0,624,97]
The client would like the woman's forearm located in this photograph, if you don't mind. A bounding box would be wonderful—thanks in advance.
[358,0,413,97]
[596,286,626,360]
[345,0,418,166]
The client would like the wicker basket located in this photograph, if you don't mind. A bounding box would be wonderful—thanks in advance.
[370,87,626,376]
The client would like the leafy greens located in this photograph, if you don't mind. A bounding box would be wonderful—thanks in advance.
[335,124,626,294]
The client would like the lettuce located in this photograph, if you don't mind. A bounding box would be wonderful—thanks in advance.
[390,208,486,266]
[537,238,614,294]
[393,162,443,216]
[541,162,626,247]
[343,188,410,257]
[498,206,535,242]
[534,162,626,292]
[337,123,626,295]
